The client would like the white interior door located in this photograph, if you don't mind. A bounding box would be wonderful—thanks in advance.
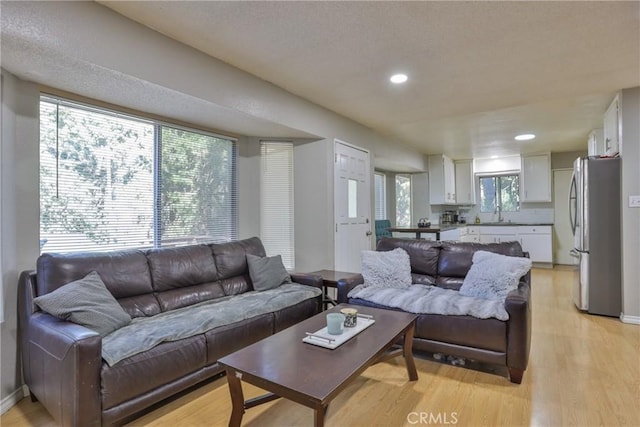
[553,169,574,265]
[334,140,371,273]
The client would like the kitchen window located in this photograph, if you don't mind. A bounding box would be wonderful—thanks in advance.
[479,174,520,213]
[39,95,237,253]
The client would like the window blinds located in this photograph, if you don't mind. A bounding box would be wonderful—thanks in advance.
[39,96,237,253]
[260,142,295,270]
[374,173,387,220]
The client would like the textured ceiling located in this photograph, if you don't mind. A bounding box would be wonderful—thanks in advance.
[98,1,640,158]
[2,1,639,160]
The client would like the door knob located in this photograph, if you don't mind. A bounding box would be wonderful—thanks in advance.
[366,231,372,236]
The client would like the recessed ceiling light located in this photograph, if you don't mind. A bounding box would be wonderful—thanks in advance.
[491,155,499,159]
[515,134,536,141]
[390,73,408,84]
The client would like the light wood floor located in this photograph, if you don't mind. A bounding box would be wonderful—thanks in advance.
[3,267,639,426]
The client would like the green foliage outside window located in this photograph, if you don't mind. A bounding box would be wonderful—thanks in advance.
[39,97,236,253]
[479,175,520,213]
[395,175,411,227]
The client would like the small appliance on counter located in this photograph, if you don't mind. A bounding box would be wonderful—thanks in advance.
[417,218,431,228]
[440,210,458,225]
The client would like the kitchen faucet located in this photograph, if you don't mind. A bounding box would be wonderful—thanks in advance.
[495,205,504,222]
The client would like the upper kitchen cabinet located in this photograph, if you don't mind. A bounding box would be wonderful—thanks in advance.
[604,95,620,156]
[454,159,475,204]
[587,128,605,156]
[521,153,551,202]
[429,154,456,204]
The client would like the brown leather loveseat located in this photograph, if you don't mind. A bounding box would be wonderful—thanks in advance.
[18,237,322,426]
[337,237,531,384]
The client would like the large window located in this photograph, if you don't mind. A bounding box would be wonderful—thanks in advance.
[374,172,387,220]
[395,175,412,227]
[479,174,520,213]
[260,142,295,270]
[39,96,237,253]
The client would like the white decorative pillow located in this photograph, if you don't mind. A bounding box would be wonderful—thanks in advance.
[361,248,412,289]
[459,251,532,300]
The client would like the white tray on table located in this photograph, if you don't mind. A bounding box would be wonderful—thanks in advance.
[302,316,375,349]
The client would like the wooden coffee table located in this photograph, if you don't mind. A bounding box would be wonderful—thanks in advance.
[218,304,418,427]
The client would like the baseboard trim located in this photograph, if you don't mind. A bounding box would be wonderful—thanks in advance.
[0,385,28,415]
[620,314,640,325]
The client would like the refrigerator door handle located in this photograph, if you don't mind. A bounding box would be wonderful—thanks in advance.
[568,170,578,234]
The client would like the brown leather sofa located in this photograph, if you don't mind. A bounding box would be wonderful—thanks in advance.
[337,237,531,384]
[18,237,322,426]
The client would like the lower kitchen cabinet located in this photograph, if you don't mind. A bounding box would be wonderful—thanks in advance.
[479,234,518,244]
[473,225,553,263]
[518,226,552,263]
[478,226,517,244]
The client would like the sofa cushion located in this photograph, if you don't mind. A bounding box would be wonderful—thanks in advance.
[347,298,507,353]
[459,251,532,300]
[37,250,159,318]
[101,335,207,410]
[34,271,131,336]
[146,245,219,292]
[438,241,525,278]
[146,245,226,311]
[347,283,509,320]
[101,284,322,366]
[205,314,274,364]
[377,237,440,277]
[415,313,507,353]
[211,237,266,280]
[247,254,291,291]
[361,247,412,288]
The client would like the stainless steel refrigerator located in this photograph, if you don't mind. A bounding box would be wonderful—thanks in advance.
[569,156,622,317]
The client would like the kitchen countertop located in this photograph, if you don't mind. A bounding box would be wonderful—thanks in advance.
[437,223,553,229]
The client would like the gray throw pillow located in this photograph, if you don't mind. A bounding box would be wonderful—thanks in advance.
[361,247,412,289]
[34,271,131,336]
[459,251,532,300]
[247,254,291,291]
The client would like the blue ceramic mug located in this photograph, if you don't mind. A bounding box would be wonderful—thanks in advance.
[326,313,345,335]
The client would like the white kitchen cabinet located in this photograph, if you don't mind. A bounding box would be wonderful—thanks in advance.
[521,154,551,202]
[455,160,475,205]
[604,95,620,155]
[428,154,456,204]
[460,226,479,242]
[479,234,518,244]
[440,228,461,242]
[518,226,552,263]
[587,128,605,156]
[478,226,517,244]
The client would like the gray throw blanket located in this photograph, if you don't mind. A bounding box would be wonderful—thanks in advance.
[348,284,509,321]
[102,284,321,366]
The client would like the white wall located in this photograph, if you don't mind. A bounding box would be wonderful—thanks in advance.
[237,136,261,240]
[619,87,640,321]
[0,3,430,406]
[0,71,40,409]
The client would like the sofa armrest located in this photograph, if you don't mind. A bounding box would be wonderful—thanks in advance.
[336,274,364,303]
[290,273,323,288]
[504,279,531,383]
[19,271,102,427]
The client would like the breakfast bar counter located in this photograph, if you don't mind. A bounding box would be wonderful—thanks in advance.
[387,227,443,240]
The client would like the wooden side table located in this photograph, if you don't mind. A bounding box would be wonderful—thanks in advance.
[307,269,360,310]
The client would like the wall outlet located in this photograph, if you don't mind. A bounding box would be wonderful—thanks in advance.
[630,195,640,208]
